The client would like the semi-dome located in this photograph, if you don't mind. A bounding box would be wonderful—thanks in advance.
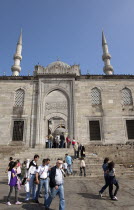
[47,61,70,69]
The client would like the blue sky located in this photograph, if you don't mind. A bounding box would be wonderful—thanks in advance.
[0,0,134,76]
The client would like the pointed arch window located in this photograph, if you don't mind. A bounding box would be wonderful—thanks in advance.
[122,88,133,105]
[91,88,102,105]
[14,89,25,107]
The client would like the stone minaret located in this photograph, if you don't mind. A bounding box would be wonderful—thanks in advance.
[11,30,22,76]
[102,31,114,75]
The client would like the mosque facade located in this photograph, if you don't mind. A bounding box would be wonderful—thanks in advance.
[0,31,134,147]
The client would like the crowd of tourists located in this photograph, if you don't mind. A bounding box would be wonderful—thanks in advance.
[45,133,67,148]
[45,134,86,151]
[5,153,78,209]
[5,147,119,209]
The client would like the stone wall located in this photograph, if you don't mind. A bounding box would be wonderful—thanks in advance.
[86,144,134,165]
[75,78,134,145]
[0,79,35,146]
[1,75,134,147]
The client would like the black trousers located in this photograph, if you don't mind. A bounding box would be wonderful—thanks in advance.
[7,185,18,202]
[77,151,79,158]
[80,167,86,176]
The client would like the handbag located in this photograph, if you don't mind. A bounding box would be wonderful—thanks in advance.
[33,167,46,184]
[25,181,30,192]
[21,177,27,185]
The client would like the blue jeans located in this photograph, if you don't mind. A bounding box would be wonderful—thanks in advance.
[67,164,73,174]
[35,178,49,205]
[48,141,52,148]
[46,184,65,210]
[27,174,37,200]
[99,176,109,193]
[109,176,119,199]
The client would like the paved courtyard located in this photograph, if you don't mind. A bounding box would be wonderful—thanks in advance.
[0,177,134,210]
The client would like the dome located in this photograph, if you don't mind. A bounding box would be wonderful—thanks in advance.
[47,61,70,69]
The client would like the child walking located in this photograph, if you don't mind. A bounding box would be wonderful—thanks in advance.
[80,157,86,176]
[7,161,22,206]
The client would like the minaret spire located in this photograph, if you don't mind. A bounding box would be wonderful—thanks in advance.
[11,30,22,76]
[102,31,114,75]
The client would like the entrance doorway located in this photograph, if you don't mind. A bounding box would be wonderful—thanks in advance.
[47,117,68,148]
[48,117,67,137]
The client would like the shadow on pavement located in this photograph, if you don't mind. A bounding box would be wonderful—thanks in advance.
[0,198,54,210]
[77,193,107,200]
[22,203,55,210]
[21,203,45,210]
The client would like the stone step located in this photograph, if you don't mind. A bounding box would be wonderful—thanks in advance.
[0,172,134,182]
[0,146,134,182]
[1,168,133,175]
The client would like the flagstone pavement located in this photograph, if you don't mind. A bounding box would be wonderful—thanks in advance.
[0,176,134,210]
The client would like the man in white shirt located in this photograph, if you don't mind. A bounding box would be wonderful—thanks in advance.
[35,158,50,205]
[26,154,39,201]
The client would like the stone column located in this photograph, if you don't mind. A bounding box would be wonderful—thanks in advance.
[35,79,42,148]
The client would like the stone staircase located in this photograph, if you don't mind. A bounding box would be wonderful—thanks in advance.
[0,147,74,181]
[0,146,134,181]
[85,144,134,178]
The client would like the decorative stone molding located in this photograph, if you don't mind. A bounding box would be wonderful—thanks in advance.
[45,112,67,121]
[45,102,67,110]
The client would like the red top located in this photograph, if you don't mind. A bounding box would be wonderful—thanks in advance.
[72,140,76,145]
[66,137,71,143]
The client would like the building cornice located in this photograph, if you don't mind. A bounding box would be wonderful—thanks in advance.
[1,74,134,81]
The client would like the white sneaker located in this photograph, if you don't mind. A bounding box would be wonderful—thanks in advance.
[7,202,11,205]
[114,196,118,200]
[15,201,22,205]
[112,196,118,201]
[99,191,103,198]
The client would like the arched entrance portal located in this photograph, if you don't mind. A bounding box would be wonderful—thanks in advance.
[44,89,69,141]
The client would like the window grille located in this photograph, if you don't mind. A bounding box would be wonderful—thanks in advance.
[91,88,102,105]
[126,120,134,139]
[122,88,133,105]
[12,121,24,141]
[14,89,25,107]
[89,120,101,140]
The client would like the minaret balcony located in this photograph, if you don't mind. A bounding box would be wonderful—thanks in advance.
[13,54,22,60]
[102,53,111,61]
[103,65,114,75]
[11,65,21,72]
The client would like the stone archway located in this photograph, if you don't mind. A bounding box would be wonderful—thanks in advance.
[45,113,68,137]
[43,89,69,140]
[35,81,74,147]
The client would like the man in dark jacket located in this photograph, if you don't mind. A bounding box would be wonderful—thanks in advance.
[45,159,65,210]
